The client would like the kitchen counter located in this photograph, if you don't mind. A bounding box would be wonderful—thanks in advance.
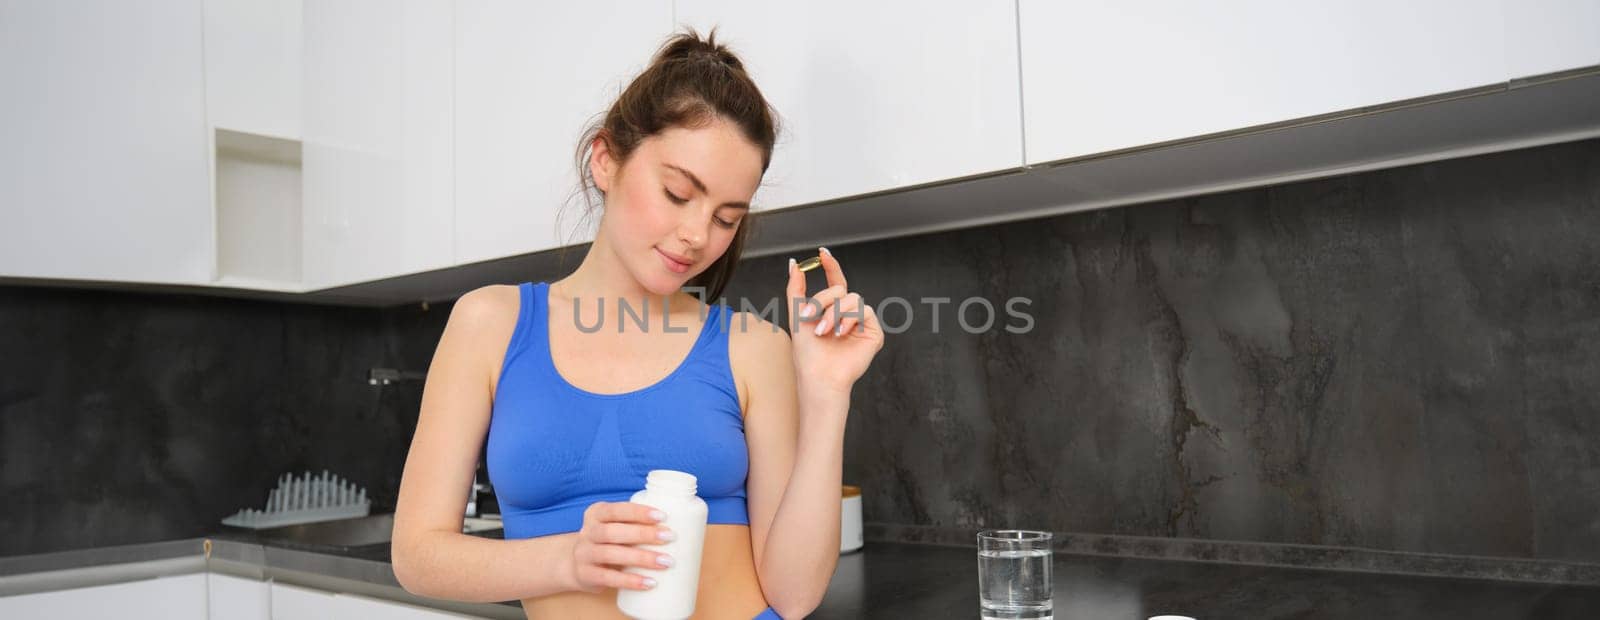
[6,531,1600,619]
[0,528,524,619]
[813,542,1600,619]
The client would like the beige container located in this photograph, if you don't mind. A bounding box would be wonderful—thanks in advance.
[841,485,863,553]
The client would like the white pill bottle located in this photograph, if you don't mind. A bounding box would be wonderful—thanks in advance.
[616,469,709,620]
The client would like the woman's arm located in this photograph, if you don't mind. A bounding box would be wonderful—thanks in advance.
[393,531,580,602]
[743,249,885,618]
[741,322,847,619]
[391,285,580,602]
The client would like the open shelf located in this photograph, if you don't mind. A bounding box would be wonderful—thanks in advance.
[213,128,304,290]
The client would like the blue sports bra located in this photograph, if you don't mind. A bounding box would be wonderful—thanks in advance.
[486,281,750,539]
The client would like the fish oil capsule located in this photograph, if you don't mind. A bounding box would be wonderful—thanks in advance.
[796,256,822,272]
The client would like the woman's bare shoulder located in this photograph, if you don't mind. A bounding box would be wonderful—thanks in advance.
[725,310,793,415]
[452,283,521,320]
[443,284,524,387]
[726,310,790,355]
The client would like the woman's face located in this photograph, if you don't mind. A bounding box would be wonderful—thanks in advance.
[592,118,764,296]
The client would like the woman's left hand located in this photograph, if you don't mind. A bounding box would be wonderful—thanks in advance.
[786,247,885,397]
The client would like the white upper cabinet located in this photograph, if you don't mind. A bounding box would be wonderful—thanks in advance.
[203,0,303,139]
[0,0,211,285]
[674,1,1023,212]
[7,2,1593,296]
[205,1,304,291]
[301,0,454,289]
[452,1,674,265]
[1019,0,1509,164]
[1504,0,1600,79]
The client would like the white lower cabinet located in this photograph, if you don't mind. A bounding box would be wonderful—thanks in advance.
[270,581,475,619]
[0,573,208,620]
[209,573,272,620]
[267,581,339,619]
[0,574,476,619]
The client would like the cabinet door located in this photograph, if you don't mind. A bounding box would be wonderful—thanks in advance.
[202,0,303,139]
[0,574,207,619]
[269,582,473,619]
[675,1,1023,211]
[302,0,453,289]
[208,573,271,620]
[1020,0,1507,164]
[328,591,478,618]
[0,0,211,285]
[269,581,340,619]
[1504,0,1600,79]
[452,1,673,264]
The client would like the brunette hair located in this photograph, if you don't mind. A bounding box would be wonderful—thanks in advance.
[565,26,780,302]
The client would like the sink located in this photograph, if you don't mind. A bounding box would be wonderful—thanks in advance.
[225,513,503,549]
[463,516,502,534]
[235,513,397,548]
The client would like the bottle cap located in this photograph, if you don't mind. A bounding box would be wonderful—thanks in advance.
[645,469,698,494]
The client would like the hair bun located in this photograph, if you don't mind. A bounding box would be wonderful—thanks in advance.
[654,26,745,73]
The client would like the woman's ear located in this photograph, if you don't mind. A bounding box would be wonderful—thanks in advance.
[590,134,616,194]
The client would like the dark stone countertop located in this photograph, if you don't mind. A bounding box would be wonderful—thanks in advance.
[811,542,1600,619]
[9,530,1600,619]
[211,530,1600,618]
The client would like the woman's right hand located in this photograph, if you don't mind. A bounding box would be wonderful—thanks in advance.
[566,501,677,593]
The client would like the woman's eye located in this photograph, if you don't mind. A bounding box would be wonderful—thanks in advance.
[664,186,735,228]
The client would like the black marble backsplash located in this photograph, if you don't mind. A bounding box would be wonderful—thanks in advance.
[0,291,446,556]
[723,136,1600,566]
[4,137,1598,570]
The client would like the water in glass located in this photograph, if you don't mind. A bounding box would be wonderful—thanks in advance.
[978,530,1052,619]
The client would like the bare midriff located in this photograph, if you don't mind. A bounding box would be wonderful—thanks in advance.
[519,524,769,619]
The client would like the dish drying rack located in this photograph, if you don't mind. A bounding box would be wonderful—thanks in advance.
[222,470,371,529]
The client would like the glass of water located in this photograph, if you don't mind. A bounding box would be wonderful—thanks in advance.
[977,530,1053,619]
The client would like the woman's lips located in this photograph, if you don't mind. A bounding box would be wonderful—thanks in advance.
[656,247,692,274]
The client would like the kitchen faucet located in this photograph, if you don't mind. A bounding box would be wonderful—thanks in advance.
[369,366,495,519]
[368,367,427,385]
[466,460,495,518]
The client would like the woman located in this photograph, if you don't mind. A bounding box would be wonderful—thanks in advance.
[391,28,884,619]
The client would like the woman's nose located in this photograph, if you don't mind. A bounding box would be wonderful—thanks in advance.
[677,213,709,247]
